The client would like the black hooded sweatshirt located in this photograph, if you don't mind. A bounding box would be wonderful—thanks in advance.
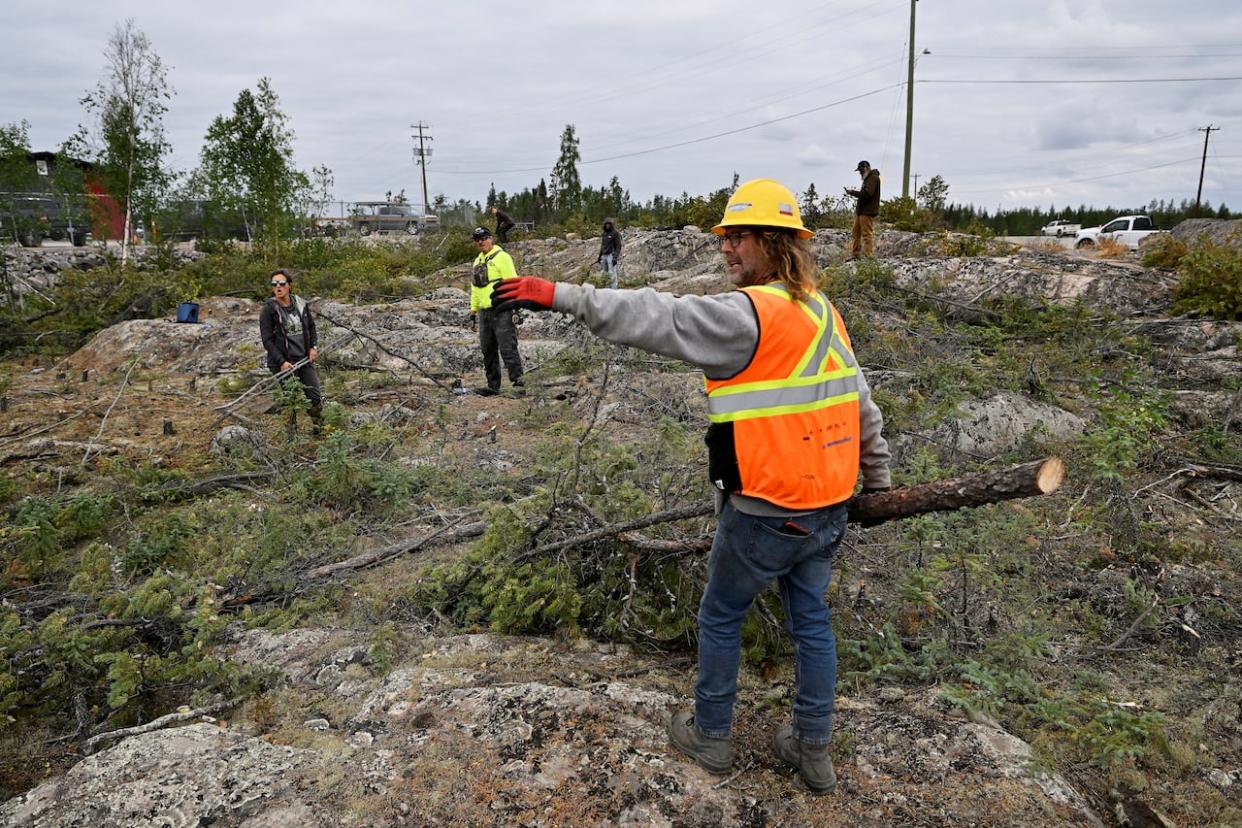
[598,220,622,259]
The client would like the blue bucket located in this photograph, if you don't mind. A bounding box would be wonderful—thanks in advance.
[176,302,200,324]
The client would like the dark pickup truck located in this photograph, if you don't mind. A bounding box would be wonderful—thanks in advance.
[0,193,90,247]
[347,202,440,236]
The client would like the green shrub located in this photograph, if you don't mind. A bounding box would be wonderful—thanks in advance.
[1139,234,1189,269]
[1078,393,1169,483]
[879,196,937,232]
[294,431,417,514]
[1171,236,1242,319]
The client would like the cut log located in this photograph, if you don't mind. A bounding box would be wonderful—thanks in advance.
[847,457,1066,526]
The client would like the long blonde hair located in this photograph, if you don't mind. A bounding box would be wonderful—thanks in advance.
[755,230,821,303]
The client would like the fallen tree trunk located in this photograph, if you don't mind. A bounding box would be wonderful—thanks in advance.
[847,457,1066,526]
[525,457,1066,556]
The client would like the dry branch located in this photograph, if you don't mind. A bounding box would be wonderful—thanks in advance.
[212,331,354,420]
[162,471,277,497]
[82,358,138,464]
[84,698,243,754]
[0,409,89,449]
[302,519,488,580]
[313,308,454,393]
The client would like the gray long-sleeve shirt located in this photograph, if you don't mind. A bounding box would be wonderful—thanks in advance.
[551,282,892,511]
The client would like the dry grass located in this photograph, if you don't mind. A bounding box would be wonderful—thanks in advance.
[1028,239,1067,254]
[1092,237,1130,259]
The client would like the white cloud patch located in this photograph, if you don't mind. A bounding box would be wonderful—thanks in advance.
[796,143,832,166]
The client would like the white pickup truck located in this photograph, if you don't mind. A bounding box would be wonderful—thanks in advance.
[1074,215,1162,250]
[1040,219,1080,237]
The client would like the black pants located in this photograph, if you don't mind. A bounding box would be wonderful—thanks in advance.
[271,362,322,415]
[478,308,523,390]
[497,227,510,244]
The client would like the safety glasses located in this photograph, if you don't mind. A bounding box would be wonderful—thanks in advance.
[719,230,757,248]
[271,280,288,287]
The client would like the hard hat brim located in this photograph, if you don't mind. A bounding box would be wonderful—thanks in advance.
[711,221,814,240]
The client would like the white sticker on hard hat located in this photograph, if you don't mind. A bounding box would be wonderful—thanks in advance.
[779,203,794,215]
[727,202,752,212]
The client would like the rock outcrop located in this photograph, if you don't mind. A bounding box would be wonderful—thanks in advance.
[0,628,1104,827]
[1170,217,1242,247]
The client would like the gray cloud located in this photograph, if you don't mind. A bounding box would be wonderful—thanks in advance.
[1,0,1239,210]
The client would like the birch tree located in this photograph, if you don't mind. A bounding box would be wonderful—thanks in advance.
[69,19,174,263]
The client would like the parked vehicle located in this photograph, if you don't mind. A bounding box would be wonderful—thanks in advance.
[347,202,440,236]
[0,194,90,247]
[1074,215,1163,250]
[1040,219,1081,237]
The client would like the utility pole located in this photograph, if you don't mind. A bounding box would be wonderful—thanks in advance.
[411,122,433,214]
[913,173,920,197]
[1194,125,1219,217]
[902,0,918,199]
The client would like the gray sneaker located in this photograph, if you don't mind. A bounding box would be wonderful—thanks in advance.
[772,724,836,794]
[668,710,733,774]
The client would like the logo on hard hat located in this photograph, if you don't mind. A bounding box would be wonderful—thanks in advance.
[727,202,752,212]
[778,203,793,216]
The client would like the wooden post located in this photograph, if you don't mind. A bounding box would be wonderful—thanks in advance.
[163,420,175,436]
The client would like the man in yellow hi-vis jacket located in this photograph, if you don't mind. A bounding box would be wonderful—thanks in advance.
[469,226,524,395]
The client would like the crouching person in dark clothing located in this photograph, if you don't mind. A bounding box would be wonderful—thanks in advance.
[259,268,323,431]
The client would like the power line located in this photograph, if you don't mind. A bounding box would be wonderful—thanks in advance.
[932,52,1242,60]
[588,54,904,154]
[927,42,1242,54]
[922,75,1242,84]
[436,83,903,175]
[543,0,899,115]
[584,84,901,164]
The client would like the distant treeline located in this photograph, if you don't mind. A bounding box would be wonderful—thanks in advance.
[485,174,1234,238]
[941,199,1236,236]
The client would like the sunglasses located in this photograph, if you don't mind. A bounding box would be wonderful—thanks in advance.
[271,280,288,287]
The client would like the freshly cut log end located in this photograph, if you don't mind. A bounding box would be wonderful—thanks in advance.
[1035,457,1066,494]
[847,456,1066,527]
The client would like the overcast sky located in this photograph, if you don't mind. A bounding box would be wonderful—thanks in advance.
[2,0,1240,214]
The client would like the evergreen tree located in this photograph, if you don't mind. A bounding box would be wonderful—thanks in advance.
[800,183,822,228]
[550,125,581,217]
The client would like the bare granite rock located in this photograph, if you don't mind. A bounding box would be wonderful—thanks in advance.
[0,724,322,828]
[930,392,1087,457]
[1170,218,1242,247]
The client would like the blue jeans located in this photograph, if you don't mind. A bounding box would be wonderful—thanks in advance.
[694,500,847,744]
[600,253,618,288]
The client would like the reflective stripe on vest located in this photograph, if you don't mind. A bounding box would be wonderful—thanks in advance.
[707,285,859,424]
[703,283,863,509]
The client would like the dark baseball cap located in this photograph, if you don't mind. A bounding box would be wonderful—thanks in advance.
[855,160,871,171]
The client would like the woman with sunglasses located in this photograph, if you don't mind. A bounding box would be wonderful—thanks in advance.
[259,268,323,432]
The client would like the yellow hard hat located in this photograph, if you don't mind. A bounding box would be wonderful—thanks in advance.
[712,178,813,239]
